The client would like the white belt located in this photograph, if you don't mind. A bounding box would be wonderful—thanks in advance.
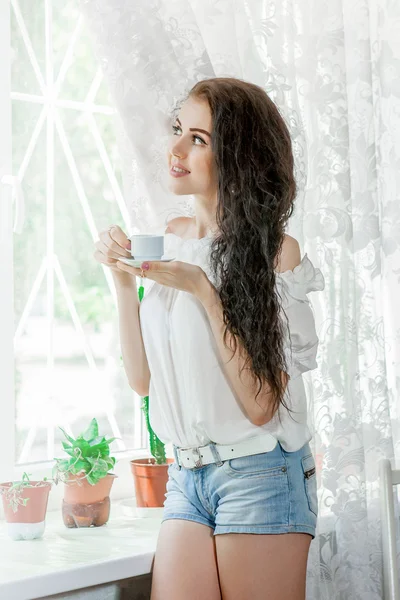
[174,434,278,469]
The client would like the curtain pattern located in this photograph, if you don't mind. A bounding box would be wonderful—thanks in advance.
[80,1,400,597]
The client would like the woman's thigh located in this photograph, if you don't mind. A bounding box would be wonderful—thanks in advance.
[215,531,312,600]
[150,519,221,600]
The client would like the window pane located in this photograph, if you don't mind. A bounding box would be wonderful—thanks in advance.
[12,0,142,464]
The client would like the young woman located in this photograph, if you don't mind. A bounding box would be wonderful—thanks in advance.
[94,77,325,600]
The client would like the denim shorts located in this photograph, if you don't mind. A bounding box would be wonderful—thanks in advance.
[162,440,317,538]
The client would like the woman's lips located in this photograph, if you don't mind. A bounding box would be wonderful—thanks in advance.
[170,166,190,178]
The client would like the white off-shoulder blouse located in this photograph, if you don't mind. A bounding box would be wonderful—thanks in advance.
[139,232,325,452]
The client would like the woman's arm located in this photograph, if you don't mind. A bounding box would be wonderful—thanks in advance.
[113,271,151,397]
[195,281,282,426]
[114,217,193,397]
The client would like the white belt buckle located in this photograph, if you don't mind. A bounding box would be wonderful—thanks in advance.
[178,445,204,469]
[191,446,203,469]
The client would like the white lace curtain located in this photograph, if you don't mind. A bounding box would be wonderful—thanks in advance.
[80,0,400,598]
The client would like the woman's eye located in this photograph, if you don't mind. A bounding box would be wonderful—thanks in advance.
[171,125,205,145]
[193,135,206,145]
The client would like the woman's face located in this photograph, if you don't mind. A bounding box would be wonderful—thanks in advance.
[167,96,217,198]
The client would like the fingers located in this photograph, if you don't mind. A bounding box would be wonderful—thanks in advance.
[116,261,141,276]
[94,225,135,277]
[102,225,131,252]
[93,249,119,267]
[95,239,126,261]
[98,226,131,259]
[142,260,177,272]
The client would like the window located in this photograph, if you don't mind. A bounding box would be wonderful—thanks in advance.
[0,0,148,491]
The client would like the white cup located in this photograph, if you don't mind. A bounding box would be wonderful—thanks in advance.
[130,234,164,260]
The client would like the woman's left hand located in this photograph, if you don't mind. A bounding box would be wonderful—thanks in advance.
[116,259,212,300]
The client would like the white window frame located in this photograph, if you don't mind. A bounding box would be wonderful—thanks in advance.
[0,1,168,512]
[0,0,15,484]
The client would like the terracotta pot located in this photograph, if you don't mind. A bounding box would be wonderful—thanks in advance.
[62,473,117,528]
[0,481,52,540]
[130,458,174,508]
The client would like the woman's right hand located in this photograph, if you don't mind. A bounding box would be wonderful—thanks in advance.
[94,225,132,274]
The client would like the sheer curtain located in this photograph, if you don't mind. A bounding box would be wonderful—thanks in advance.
[80,0,400,598]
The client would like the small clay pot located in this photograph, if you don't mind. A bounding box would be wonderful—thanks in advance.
[0,481,52,540]
[130,458,174,508]
[62,473,117,528]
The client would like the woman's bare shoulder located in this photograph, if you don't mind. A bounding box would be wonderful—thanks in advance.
[165,217,195,239]
[275,235,301,273]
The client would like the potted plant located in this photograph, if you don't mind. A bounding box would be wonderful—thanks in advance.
[53,418,118,528]
[0,472,52,540]
[130,280,173,509]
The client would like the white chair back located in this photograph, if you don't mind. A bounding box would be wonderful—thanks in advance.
[380,459,400,600]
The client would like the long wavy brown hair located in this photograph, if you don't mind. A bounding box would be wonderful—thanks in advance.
[173,77,297,424]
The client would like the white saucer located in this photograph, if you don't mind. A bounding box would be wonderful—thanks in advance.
[119,256,176,268]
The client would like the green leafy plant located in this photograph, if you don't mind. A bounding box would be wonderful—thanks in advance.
[52,418,117,486]
[141,395,167,465]
[0,472,48,513]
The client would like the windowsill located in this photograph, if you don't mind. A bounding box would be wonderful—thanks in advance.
[0,497,163,600]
